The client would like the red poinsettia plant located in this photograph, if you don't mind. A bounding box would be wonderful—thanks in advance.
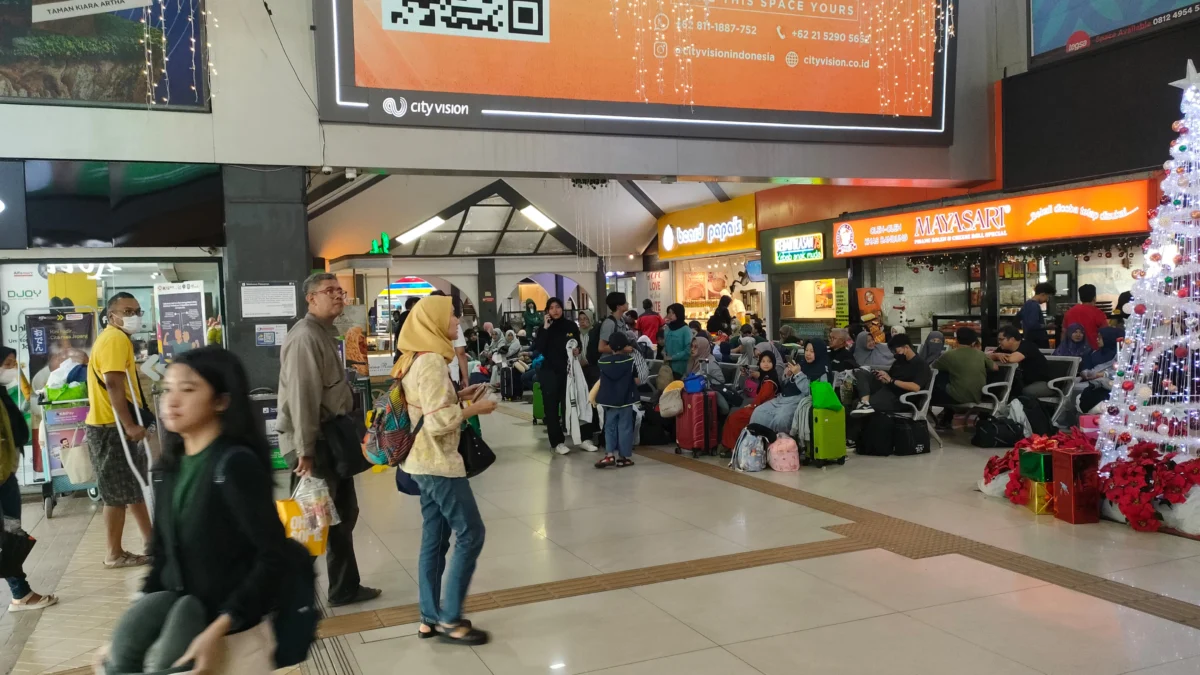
[1101,442,1200,532]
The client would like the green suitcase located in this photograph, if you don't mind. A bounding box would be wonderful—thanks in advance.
[531,382,545,424]
[810,407,847,467]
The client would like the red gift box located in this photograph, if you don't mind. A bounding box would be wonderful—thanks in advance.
[1052,445,1101,524]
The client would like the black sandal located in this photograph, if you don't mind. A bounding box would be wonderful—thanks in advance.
[616,457,635,468]
[595,455,617,469]
[418,623,438,639]
[438,620,489,646]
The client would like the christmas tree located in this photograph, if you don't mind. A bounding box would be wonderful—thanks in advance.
[1097,60,1200,466]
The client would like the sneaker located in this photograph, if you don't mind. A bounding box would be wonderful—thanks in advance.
[554,444,571,455]
[851,404,874,415]
[579,440,600,452]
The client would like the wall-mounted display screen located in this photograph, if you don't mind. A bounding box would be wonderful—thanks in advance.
[1030,0,1200,66]
[317,0,957,143]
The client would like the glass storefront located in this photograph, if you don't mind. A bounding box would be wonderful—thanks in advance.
[673,252,764,325]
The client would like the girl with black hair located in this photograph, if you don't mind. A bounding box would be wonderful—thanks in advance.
[103,347,289,674]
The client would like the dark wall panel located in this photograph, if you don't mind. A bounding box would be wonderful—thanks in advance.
[1003,20,1200,190]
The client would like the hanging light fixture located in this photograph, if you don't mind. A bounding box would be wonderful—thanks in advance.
[398,216,446,244]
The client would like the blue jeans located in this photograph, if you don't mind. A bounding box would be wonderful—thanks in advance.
[603,406,635,458]
[0,474,30,599]
[411,474,486,626]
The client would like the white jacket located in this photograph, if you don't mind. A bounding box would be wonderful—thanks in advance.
[564,339,593,444]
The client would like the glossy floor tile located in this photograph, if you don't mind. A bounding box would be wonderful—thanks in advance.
[791,550,1048,611]
[576,647,763,675]
[726,613,1042,675]
[909,584,1200,675]
[1105,557,1200,605]
[632,563,893,645]
[563,527,747,572]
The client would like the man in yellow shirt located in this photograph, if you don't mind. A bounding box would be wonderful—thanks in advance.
[85,292,153,569]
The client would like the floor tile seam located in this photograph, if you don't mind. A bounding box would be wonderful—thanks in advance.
[897,608,1056,675]
[317,540,884,639]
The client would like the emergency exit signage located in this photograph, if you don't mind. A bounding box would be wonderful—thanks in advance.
[774,233,824,264]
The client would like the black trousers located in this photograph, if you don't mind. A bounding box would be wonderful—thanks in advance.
[540,368,567,448]
[325,472,361,603]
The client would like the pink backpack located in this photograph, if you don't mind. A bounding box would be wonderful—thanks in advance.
[768,434,800,472]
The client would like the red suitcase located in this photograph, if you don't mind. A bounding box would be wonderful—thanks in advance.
[676,391,719,456]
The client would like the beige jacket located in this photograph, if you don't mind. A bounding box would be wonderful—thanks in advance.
[399,353,464,478]
[277,314,354,458]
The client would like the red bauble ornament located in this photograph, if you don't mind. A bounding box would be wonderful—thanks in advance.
[1083,255,1091,261]
[1192,209,1200,219]
[1120,432,1133,444]
[1161,195,1173,205]
[1175,120,1186,132]
[1179,288,1190,298]
[1122,381,1136,391]
[1146,345,1155,352]
[1153,410,1164,420]
[1144,238,1154,251]
[1106,251,1113,258]
[1175,254,1185,265]
[912,267,920,274]
[1130,404,1138,412]
[1135,304,1147,315]
[1108,406,1120,416]
[1150,208,1160,218]
[1150,252,1162,262]
[1177,346,1190,358]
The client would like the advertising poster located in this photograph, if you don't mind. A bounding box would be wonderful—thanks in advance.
[834,278,849,328]
[25,311,94,386]
[706,270,731,301]
[0,0,208,106]
[645,270,669,314]
[857,288,884,316]
[682,272,708,302]
[2,263,48,361]
[45,425,86,477]
[155,281,205,361]
[1031,1,1199,65]
[336,0,953,140]
[814,280,835,310]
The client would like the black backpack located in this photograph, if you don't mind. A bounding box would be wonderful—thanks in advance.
[586,316,620,365]
[893,417,931,456]
[971,416,1026,448]
[856,412,895,456]
[1015,395,1054,436]
[215,451,318,668]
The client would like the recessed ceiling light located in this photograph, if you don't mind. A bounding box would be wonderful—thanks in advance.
[398,216,446,244]
[520,206,557,230]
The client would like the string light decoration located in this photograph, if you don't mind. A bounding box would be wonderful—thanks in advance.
[865,0,953,117]
[138,0,215,107]
[1097,60,1200,466]
[609,0,707,104]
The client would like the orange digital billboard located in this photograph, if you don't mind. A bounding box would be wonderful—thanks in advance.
[831,179,1155,258]
[318,0,957,142]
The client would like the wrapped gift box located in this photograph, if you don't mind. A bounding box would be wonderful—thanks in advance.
[1026,479,1054,515]
[1052,446,1101,524]
[1019,451,1054,483]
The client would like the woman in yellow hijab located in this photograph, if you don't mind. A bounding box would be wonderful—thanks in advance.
[392,296,497,646]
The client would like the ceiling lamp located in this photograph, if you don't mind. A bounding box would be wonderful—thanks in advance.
[520,206,557,231]
[398,216,446,244]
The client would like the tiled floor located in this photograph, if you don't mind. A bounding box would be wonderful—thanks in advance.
[13,402,1200,674]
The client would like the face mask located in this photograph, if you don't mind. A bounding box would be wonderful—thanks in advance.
[117,315,143,335]
[0,368,17,387]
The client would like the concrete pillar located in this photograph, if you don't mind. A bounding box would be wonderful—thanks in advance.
[222,166,309,390]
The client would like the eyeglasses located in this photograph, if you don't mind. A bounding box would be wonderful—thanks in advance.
[117,308,144,317]
[314,287,346,300]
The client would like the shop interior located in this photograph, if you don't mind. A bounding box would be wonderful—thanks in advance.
[861,236,1144,346]
[674,253,765,324]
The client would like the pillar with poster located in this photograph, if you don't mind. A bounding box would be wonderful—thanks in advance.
[154,281,207,362]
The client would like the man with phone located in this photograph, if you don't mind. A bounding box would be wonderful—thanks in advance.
[86,293,154,570]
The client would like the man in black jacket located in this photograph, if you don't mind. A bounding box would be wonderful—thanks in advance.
[828,327,858,372]
[532,297,582,455]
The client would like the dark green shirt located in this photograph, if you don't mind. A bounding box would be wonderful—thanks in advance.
[934,347,997,403]
[174,444,215,527]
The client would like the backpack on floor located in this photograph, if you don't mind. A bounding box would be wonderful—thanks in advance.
[730,427,769,472]
[892,417,931,456]
[215,451,317,667]
[1014,395,1054,436]
[767,434,800,472]
[971,416,1026,448]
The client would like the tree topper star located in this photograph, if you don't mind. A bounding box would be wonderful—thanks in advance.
[1171,59,1200,90]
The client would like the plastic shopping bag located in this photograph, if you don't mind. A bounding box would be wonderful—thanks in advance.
[276,498,329,556]
[277,477,340,556]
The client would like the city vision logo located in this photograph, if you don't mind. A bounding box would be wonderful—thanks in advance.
[383,97,407,118]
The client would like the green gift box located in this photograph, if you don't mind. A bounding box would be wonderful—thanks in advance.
[1019,451,1053,483]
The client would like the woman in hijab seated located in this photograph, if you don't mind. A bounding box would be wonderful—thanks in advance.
[1068,326,1122,422]
[918,331,947,366]
[848,330,896,401]
[1054,323,1092,359]
[719,350,782,456]
[748,360,809,435]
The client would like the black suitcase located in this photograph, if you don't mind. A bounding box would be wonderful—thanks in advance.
[501,366,523,401]
[892,417,931,456]
[856,412,895,456]
[971,416,1026,448]
[639,405,675,445]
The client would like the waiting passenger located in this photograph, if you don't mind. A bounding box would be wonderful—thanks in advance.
[1018,282,1056,349]
[854,334,932,414]
[1063,284,1109,349]
[917,331,946,366]
[932,327,998,429]
[1054,323,1092,359]
[828,328,858,372]
[991,324,1056,398]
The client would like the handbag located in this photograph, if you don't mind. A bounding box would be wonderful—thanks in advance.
[320,413,371,478]
[458,423,496,478]
[61,443,95,484]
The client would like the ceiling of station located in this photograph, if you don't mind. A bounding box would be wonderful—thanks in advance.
[307,174,776,261]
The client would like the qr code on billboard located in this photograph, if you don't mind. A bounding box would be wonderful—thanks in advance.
[381,0,549,43]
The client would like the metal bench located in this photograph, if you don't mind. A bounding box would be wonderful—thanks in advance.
[897,368,942,449]
[1041,356,1081,429]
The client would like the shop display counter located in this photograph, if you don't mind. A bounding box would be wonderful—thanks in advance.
[932,315,983,346]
